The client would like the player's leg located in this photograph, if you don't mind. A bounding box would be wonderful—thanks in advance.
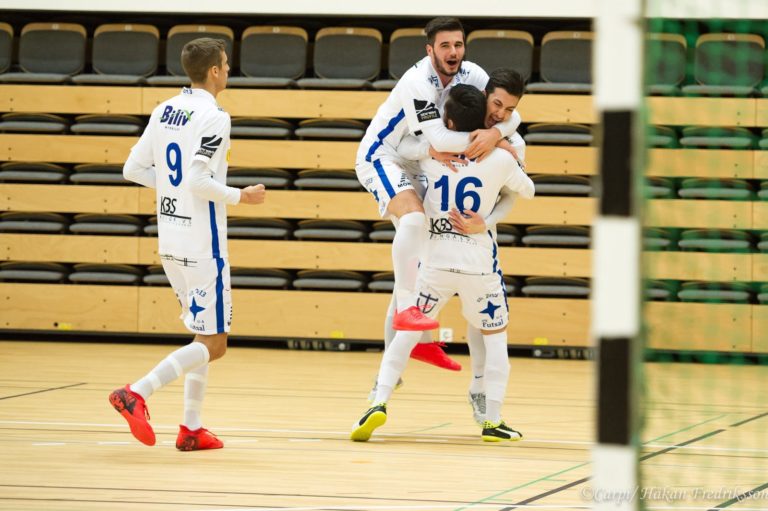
[175,258,231,451]
[465,325,487,425]
[460,272,521,442]
[356,157,436,331]
[352,269,453,441]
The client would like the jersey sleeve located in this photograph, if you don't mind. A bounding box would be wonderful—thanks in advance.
[501,152,535,199]
[192,110,231,173]
[400,76,443,134]
[128,113,156,168]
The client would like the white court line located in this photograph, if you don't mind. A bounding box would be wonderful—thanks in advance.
[97,441,131,445]
[3,419,768,454]
[31,442,65,446]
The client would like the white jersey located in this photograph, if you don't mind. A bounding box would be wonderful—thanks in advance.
[129,88,232,259]
[358,56,496,164]
[420,149,535,274]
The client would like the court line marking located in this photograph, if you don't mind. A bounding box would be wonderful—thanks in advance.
[455,413,749,511]
[0,382,86,400]
[1,419,766,454]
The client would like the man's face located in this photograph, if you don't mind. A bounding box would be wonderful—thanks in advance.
[212,50,229,92]
[426,30,465,80]
[485,87,520,128]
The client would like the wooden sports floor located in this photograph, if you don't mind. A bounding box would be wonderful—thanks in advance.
[0,340,767,511]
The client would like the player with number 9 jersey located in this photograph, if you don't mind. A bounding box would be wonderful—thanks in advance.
[130,87,233,259]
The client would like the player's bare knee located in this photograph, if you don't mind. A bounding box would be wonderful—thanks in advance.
[387,190,424,219]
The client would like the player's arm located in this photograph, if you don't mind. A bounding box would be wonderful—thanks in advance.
[504,157,535,200]
[466,109,523,161]
[397,134,467,172]
[448,190,516,235]
[188,113,264,205]
[123,120,157,188]
[401,81,470,153]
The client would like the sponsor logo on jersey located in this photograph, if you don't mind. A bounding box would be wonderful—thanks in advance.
[428,74,439,87]
[159,196,177,215]
[158,196,192,227]
[413,99,440,123]
[430,217,455,234]
[196,135,223,158]
[160,105,194,126]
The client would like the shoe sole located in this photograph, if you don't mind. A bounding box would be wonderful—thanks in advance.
[392,322,439,331]
[109,392,156,446]
[481,434,522,443]
[350,411,387,442]
[176,441,224,451]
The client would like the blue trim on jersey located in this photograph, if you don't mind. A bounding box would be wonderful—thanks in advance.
[488,230,510,313]
[208,202,220,259]
[373,159,397,199]
[208,201,225,333]
[489,230,499,274]
[365,109,405,162]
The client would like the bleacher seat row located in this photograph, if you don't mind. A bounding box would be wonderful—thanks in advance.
[1,21,768,94]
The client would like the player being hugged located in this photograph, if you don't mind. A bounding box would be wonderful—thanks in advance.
[109,38,265,451]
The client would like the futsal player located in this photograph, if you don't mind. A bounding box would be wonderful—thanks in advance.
[109,38,265,451]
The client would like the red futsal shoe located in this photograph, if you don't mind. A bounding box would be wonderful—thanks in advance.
[176,425,224,451]
[109,385,156,446]
[392,306,439,331]
[411,342,462,371]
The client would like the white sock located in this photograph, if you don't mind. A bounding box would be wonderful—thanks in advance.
[483,332,510,424]
[131,342,210,400]
[391,211,425,309]
[183,363,208,431]
[375,330,420,403]
[385,294,431,349]
[466,325,486,394]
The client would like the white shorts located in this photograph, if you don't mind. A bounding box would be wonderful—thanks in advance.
[356,156,425,218]
[414,266,509,331]
[161,254,232,335]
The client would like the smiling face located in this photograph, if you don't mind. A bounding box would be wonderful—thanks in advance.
[426,30,465,85]
[484,87,520,129]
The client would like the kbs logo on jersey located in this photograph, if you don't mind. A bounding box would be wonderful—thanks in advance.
[159,196,177,215]
[158,195,192,227]
[429,217,455,235]
[195,135,223,158]
[414,99,440,123]
[160,105,194,126]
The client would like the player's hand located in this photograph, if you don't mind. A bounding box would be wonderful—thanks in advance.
[240,184,266,205]
[429,146,468,173]
[496,138,526,172]
[448,208,486,235]
[466,127,501,161]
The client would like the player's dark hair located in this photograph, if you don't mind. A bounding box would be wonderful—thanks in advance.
[485,68,525,98]
[425,17,465,45]
[444,84,486,132]
[181,37,226,83]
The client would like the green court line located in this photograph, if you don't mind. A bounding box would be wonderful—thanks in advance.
[453,461,591,511]
[402,422,452,434]
[644,413,727,444]
[455,413,729,511]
